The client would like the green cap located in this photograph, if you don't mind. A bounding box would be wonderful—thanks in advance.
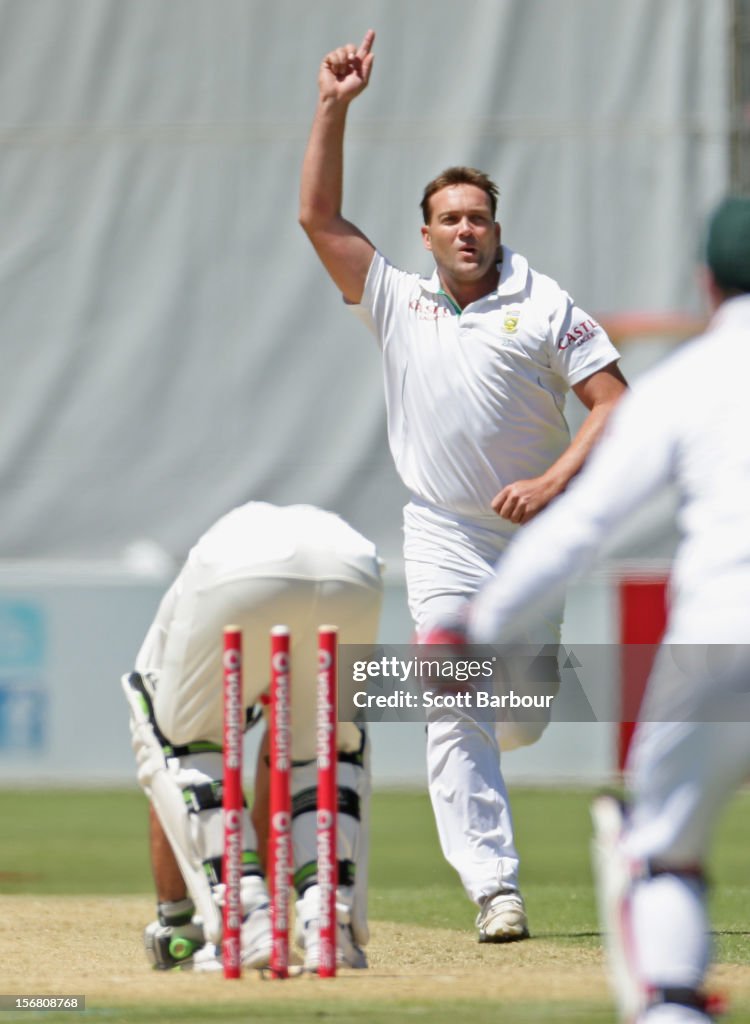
[705,195,750,294]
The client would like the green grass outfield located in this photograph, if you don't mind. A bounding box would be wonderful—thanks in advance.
[2,786,750,1023]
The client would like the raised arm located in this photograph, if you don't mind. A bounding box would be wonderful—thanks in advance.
[299,29,378,304]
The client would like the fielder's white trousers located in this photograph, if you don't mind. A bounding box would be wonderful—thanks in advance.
[403,499,562,904]
[135,502,383,761]
[619,614,750,1006]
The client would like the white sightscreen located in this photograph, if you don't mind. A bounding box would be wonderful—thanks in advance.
[0,0,730,563]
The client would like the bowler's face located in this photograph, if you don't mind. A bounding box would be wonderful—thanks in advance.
[421,184,500,285]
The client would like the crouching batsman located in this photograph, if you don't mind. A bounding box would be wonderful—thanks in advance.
[121,502,383,972]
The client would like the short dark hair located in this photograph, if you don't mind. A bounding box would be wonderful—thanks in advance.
[420,167,500,224]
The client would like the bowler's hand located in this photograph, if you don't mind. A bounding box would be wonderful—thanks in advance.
[418,619,472,699]
[491,476,559,524]
[319,29,375,104]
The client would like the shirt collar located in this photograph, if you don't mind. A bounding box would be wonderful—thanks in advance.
[709,292,750,331]
[421,245,529,303]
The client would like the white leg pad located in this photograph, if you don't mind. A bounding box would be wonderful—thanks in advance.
[591,794,647,1022]
[147,769,224,943]
[290,731,370,946]
[122,672,259,945]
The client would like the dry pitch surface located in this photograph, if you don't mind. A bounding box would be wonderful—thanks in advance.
[4,895,750,1015]
[6,895,604,1006]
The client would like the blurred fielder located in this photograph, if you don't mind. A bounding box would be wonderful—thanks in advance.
[299,28,627,941]
[465,196,750,1024]
[121,502,383,971]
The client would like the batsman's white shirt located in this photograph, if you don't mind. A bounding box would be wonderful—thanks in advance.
[136,502,382,760]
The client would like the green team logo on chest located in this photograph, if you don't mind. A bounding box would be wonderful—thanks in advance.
[502,309,521,336]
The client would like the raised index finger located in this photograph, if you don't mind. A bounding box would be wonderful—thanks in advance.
[357,28,375,59]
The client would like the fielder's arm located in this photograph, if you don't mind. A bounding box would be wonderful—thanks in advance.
[491,362,628,524]
[471,379,673,643]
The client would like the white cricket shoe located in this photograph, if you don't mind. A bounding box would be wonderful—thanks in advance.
[191,942,223,972]
[639,1006,713,1024]
[239,908,273,968]
[476,888,530,943]
[192,877,272,972]
[295,885,367,971]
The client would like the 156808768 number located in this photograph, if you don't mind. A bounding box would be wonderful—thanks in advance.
[0,995,85,1011]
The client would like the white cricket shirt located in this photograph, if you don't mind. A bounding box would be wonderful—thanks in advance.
[352,247,620,523]
[469,295,750,643]
[190,502,379,579]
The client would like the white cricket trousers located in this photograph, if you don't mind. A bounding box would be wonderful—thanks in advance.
[403,499,562,904]
[622,619,750,1001]
[135,502,383,760]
